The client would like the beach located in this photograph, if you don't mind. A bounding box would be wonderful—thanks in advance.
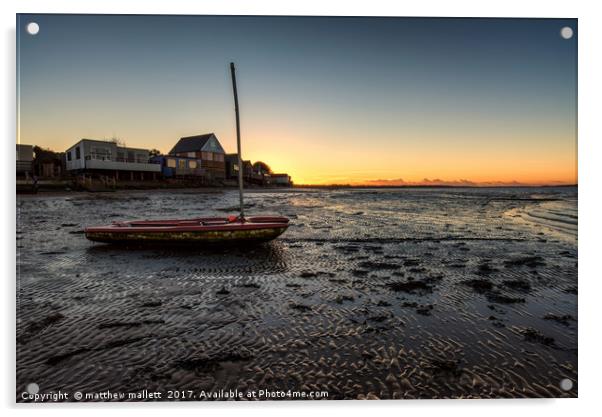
[16,186,577,400]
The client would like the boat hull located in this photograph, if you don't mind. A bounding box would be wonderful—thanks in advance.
[84,216,289,244]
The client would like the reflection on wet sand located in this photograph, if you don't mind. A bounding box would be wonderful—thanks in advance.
[85,241,290,274]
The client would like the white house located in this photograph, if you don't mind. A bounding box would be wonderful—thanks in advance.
[65,139,161,180]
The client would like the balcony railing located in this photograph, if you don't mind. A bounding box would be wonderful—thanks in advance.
[86,154,150,164]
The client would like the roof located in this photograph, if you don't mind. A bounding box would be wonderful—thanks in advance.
[68,139,150,153]
[225,153,241,162]
[169,133,216,155]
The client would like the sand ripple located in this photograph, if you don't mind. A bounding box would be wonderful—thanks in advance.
[17,187,577,400]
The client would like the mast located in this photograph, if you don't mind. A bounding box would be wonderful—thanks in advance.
[230,62,245,219]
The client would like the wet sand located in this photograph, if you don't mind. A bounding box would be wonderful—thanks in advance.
[16,187,577,400]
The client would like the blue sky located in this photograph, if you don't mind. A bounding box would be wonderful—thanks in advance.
[17,15,577,184]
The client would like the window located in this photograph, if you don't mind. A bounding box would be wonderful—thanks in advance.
[188,152,196,158]
[91,147,111,160]
[75,147,81,159]
[201,151,213,161]
[178,159,186,169]
[167,158,176,168]
[188,160,197,169]
[207,138,218,150]
[67,151,72,161]
[214,153,224,162]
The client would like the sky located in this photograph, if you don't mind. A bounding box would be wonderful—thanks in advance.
[17,15,577,185]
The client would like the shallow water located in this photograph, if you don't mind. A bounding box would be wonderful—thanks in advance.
[16,187,577,400]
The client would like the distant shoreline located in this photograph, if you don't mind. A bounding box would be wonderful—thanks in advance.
[16,183,578,198]
[293,184,578,189]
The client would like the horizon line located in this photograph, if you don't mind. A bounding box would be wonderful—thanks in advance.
[293,183,578,188]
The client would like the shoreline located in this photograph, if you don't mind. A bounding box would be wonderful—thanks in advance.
[294,184,578,189]
[16,183,578,199]
[15,187,298,199]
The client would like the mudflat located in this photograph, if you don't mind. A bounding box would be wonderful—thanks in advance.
[16,187,577,400]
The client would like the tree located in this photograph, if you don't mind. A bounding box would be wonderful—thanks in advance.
[110,136,126,147]
[253,161,272,174]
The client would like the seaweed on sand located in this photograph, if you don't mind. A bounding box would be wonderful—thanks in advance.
[387,279,432,294]
[520,327,556,346]
[461,278,493,293]
[289,302,312,312]
[543,313,575,326]
[502,279,532,292]
[476,262,497,275]
[358,261,402,270]
[17,312,65,344]
[486,292,525,304]
[177,350,252,373]
[416,304,434,316]
[504,256,545,268]
[335,294,355,304]
[427,358,463,377]
[460,279,525,304]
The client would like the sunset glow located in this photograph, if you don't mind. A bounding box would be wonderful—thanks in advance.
[17,15,577,186]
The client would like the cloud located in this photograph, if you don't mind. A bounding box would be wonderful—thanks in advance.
[356,178,559,187]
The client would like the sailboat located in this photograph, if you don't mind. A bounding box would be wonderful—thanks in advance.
[84,63,290,244]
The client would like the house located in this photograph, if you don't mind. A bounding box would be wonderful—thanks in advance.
[149,155,204,178]
[33,146,65,178]
[65,139,161,180]
[271,173,292,186]
[169,133,226,181]
[225,153,253,181]
[16,144,34,177]
[251,161,291,186]
[225,155,292,186]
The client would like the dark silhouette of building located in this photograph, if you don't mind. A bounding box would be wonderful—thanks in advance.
[33,146,65,178]
[225,156,291,186]
[270,173,292,186]
[225,153,253,181]
[16,144,34,178]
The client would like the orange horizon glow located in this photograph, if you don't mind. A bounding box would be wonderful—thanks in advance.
[230,129,578,186]
[17,125,577,187]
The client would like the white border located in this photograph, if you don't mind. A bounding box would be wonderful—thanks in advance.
[3,1,600,416]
